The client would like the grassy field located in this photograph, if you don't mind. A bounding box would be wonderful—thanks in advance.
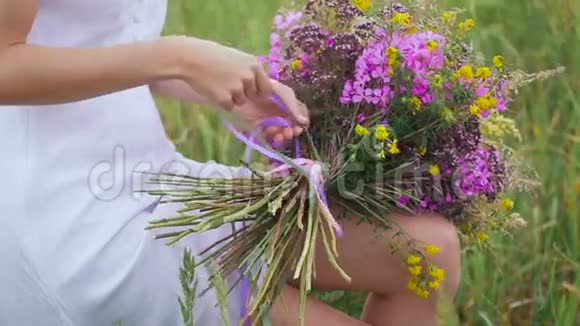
[158,1,579,325]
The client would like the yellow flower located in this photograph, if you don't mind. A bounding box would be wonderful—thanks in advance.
[458,18,476,34]
[493,55,504,69]
[386,47,400,67]
[532,124,541,137]
[408,265,423,276]
[388,140,401,155]
[418,145,428,156]
[407,26,419,34]
[416,288,430,299]
[407,255,422,265]
[386,47,398,57]
[428,281,440,290]
[442,11,457,24]
[430,26,439,33]
[425,244,440,255]
[375,125,390,141]
[392,12,411,26]
[353,0,372,11]
[429,164,440,176]
[475,97,488,109]
[501,198,515,212]
[378,149,387,160]
[432,74,443,88]
[470,105,482,117]
[410,96,422,111]
[477,232,489,242]
[441,107,455,123]
[476,95,497,110]
[458,65,474,81]
[427,40,439,52]
[429,267,446,281]
[452,72,460,80]
[476,67,492,80]
[408,278,419,291]
[291,59,302,70]
[355,124,369,137]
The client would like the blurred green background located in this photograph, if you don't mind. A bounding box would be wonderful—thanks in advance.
[158,0,579,325]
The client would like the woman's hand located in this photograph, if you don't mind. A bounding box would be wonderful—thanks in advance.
[160,36,309,145]
[164,36,276,109]
[230,80,309,147]
[151,78,309,147]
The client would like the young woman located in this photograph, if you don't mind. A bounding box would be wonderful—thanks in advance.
[0,1,461,325]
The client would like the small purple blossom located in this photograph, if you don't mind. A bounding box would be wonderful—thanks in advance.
[274,12,304,30]
[288,23,326,53]
[268,33,283,79]
[399,195,411,206]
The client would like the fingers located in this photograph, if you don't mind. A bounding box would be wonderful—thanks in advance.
[232,88,247,107]
[273,133,285,148]
[282,127,294,141]
[243,74,258,101]
[235,63,271,107]
[271,81,310,127]
[262,125,305,149]
[293,125,304,137]
[264,126,283,139]
[253,64,274,98]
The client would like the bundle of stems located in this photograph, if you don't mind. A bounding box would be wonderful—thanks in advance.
[146,169,350,324]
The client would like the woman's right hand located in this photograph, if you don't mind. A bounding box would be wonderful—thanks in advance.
[163,35,273,111]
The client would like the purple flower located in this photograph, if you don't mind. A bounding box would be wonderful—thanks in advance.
[398,195,411,206]
[476,84,489,97]
[412,76,435,103]
[340,30,448,110]
[268,33,283,79]
[377,2,409,16]
[288,23,326,53]
[329,32,363,60]
[274,12,303,30]
[451,144,506,199]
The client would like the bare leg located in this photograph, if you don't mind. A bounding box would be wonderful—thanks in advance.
[270,286,369,326]
[271,211,461,325]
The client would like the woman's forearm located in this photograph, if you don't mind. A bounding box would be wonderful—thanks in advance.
[149,79,210,105]
[1,0,276,110]
[0,40,181,105]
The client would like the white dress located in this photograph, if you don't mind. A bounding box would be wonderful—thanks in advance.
[0,0,246,325]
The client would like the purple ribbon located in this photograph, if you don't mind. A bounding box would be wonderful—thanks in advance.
[222,95,342,325]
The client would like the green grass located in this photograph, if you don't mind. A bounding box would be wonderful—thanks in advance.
[159,0,580,325]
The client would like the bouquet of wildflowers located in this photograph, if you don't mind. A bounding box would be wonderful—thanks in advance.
[147,0,560,324]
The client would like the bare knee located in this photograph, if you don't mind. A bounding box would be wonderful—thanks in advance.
[427,216,461,296]
[386,213,461,298]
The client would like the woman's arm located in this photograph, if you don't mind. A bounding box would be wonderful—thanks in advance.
[0,0,180,105]
[0,0,272,108]
[0,42,181,105]
[149,80,210,105]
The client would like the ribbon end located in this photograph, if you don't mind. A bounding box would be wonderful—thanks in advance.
[334,224,344,238]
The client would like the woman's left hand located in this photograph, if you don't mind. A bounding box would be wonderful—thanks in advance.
[230,80,309,148]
